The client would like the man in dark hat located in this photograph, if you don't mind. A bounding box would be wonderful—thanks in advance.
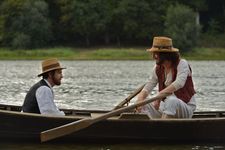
[137,36,196,119]
[22,58,66,116]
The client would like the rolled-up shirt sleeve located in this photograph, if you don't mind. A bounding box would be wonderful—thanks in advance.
[143,65,158,94]
[36,86,65,116]
[171,59,190,90]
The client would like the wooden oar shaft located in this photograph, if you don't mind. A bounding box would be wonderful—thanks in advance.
[93,93,166,123]
[41,93,168,142]
[113,84,145,110]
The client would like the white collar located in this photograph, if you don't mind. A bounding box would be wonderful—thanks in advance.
[43,79,53,90]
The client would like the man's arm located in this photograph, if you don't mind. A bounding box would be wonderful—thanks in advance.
[36,86,65,116]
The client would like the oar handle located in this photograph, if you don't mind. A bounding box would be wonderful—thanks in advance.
[113,84,145,110]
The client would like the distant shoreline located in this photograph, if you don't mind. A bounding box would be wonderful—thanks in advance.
[0,47,225,60]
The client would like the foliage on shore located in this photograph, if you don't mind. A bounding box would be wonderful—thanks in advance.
[1,0,224,50]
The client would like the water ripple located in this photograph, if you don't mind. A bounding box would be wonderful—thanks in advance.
[0,60,225,111]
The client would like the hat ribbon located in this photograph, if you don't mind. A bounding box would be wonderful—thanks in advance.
[153,45,172,50]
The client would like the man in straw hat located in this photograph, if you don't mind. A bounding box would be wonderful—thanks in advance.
[136,36,196,119]
[22,58,66,116]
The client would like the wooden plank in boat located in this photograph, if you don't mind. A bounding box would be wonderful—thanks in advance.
[91,112,151,120]
[119,113,151,120]
[91,113,120,119]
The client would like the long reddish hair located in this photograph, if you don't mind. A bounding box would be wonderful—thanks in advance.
[154,52,180,66]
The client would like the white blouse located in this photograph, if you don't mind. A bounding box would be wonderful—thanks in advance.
[143,59,192,93]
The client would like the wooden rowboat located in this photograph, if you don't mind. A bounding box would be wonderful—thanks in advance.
[0,103,225,143]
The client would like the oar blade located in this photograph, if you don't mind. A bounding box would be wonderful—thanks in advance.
[40,93,170,142]
[41,118,92,142]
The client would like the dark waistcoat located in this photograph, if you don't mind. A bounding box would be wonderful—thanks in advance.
[22,79,49,113]
[156,63,196,103]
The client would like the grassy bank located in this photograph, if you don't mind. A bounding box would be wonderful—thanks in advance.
[184,47,225,60]
[0,47,225,60]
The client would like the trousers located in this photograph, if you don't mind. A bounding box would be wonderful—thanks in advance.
[141,95,196,118]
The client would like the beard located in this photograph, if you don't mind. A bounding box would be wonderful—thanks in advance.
[52,75,61,86]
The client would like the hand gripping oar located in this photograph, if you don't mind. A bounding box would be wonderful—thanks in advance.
[40,93,169,142]
[113,84,145,110]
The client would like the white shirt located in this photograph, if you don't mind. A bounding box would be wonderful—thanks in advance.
[143,59,196,113]
[36,79,65,116]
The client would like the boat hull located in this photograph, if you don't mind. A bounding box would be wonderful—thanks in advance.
[0,104,225,143]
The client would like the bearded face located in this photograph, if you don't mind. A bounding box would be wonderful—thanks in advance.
[49,70,63,86]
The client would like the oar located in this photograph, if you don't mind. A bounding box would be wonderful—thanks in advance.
[113,84,145,110]
[40,93,169,142]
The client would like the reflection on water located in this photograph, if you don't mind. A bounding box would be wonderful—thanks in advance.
[0,60,225,150]
[0,60,225,111]
[0,142,225,150]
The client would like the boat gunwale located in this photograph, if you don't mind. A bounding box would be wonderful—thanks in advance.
[1,104,225,122]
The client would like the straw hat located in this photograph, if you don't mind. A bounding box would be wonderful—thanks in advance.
[147,36,179,52]
[38,58,66,77]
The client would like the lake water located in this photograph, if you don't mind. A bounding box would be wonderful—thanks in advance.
[0,60,225,150]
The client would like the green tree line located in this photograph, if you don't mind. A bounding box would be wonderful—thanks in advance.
[0,0,224,50]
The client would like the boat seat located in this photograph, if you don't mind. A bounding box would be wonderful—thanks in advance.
[119,113,151,120]
[91,112,151,120]
[0,106,12,111]
[193,112,225,118]
[91,113,120,119]
[64,110,92,117]
[6,106,11,111]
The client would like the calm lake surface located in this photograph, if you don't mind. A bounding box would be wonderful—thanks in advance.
[0,60,225,150]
